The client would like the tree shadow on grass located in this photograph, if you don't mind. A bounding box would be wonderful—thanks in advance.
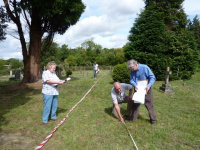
[0,80,41,133]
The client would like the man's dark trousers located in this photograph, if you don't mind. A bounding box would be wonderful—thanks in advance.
[129,88,157,124]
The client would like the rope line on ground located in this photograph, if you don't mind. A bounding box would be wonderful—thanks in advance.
[35,76,104,150]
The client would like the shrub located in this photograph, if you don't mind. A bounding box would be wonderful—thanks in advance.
[112,63,130,83]
[66,70,72,77]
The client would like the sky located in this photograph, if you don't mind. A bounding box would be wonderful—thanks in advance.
[0,0,200,60]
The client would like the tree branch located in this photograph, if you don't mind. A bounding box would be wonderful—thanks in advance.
[3,0,28,59]
[3,0,17,23]
[41,30,55,52]
[22,9,31,28]
[9,33,20,40]
[13,0,20,19]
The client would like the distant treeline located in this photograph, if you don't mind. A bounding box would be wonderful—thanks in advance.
[40,39,126,69]
[0,58,23,70]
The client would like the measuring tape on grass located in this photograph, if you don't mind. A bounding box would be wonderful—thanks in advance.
[123,122,139,150]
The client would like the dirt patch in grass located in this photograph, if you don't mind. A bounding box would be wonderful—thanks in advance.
[24,80,42,90]
[12,80,42,91]
[0,132,34,149]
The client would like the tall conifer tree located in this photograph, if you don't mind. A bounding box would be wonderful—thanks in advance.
[125,0,198,80]
[188,15,200,64]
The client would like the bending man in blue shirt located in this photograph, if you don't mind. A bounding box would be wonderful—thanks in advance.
[126,59,157,124]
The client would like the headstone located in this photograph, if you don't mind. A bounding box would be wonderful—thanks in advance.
[15,70,21,80]
[10,70,13,77]
[39,68,43,79]
[160,67,174,95]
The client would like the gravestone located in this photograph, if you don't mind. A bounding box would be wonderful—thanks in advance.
[39,68,43,79]
[10,70,13,77]
[15,70,21,80]
[160,67,174,95]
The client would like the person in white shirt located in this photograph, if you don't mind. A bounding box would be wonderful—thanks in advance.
[111,82,133,123]
[93,61,98,78]
[42,61,65,124]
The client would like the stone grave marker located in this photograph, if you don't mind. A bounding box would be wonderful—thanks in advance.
[160,67,174,95]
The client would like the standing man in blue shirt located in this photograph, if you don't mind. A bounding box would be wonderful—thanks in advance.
[126,59,157,124]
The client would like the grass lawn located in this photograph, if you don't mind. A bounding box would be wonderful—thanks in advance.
[0,70,199,150]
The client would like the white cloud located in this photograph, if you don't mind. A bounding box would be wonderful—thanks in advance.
[0,35,22,59]
[64,15,129,37]
[100,0,144,17]
[0,52,22,60]
[56,0,144,49]
[1,0,199,60]
[55,0,200,49]
[69,15,111,37]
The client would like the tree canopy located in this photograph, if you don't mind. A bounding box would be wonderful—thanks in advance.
[125,0,199,80]
[3,0,85,82]
[188,15,200,64]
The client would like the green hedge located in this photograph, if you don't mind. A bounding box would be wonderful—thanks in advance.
[112,63,130,83]
[66,69,72,77]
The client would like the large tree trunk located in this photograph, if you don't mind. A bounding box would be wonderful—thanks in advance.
[28,31,42,82]
[22,11,42,83]
[22,58,29,83]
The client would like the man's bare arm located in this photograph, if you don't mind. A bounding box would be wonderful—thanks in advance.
[114,104,124,123]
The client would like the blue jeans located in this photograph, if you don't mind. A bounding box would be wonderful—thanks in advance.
[94,70,97,78]
[42,94,58,123]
